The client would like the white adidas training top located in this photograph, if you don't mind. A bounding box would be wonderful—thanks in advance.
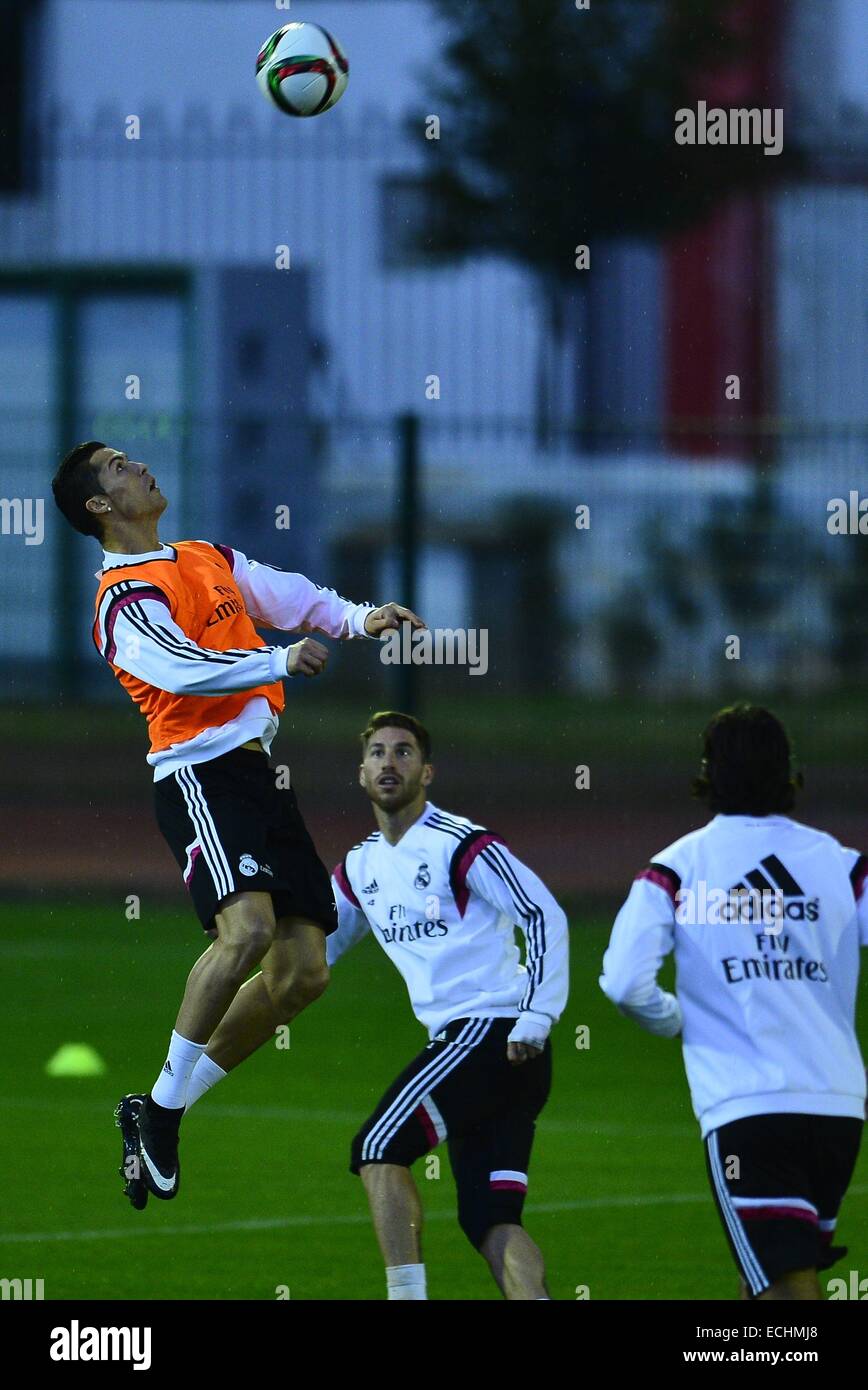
[600,814,868,1137]
[328,802,570,1046]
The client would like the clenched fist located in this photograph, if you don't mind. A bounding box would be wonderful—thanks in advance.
[287,637,329,678]
[364,602,427,637]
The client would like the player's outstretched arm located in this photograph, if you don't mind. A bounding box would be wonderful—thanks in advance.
[599,872,682,1038]
[219,545,424,641]
[463,839,570,1064]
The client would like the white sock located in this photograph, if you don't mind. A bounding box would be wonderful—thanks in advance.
[185,1054,228,1111]
[150,1031,207,1110]
[386,1263,427,1301]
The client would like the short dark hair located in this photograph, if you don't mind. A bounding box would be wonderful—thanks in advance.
[692,703,801,816]
[360,711,432,763]
[51,440,107,538]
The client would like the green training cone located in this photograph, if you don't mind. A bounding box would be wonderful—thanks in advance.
[45,1043,107,1078]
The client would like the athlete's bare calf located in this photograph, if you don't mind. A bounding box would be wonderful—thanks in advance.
[360,1162,550,1300]
[480,1223,550,1300]
[361,1163,424,1267]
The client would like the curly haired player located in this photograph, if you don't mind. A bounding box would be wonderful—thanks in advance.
[601,704,866,1301]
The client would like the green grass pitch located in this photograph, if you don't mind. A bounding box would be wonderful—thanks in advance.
[0,902,865,1301]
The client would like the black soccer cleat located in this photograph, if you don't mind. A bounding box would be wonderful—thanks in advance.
[137,1095,182,1200]
[114,1093,149,1211]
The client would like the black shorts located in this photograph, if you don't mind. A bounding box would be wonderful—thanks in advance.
[153,747,338,936]
[705,1113,863,1296]
[351,1016,552,1249]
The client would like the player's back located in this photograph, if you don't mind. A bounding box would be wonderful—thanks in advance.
[652,813,865,1133]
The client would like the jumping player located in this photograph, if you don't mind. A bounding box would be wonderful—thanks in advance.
[50,443,424,1209]
[327,711,569,1300]
[600,704,866,1300]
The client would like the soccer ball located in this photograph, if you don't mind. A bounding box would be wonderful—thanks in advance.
[256,21,349,118]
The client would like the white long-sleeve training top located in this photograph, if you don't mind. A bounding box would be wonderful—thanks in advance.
[94,542,376,779]
[600,813,868,1137]
[328,802,570,1045]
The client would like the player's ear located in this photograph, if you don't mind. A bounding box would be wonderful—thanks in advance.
[421,762,433,787]
[358,763,367,789]
[86,495,110,516]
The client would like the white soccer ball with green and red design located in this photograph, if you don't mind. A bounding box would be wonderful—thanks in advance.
[256,21,349,118]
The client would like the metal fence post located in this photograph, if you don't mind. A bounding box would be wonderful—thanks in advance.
[56,286,81,700]
[396,411,420,714]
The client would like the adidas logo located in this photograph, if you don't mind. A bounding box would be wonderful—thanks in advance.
[728,854,819,924]
[675,855,819,927]
[363,879,379,895]
[162,1060,174,1075]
